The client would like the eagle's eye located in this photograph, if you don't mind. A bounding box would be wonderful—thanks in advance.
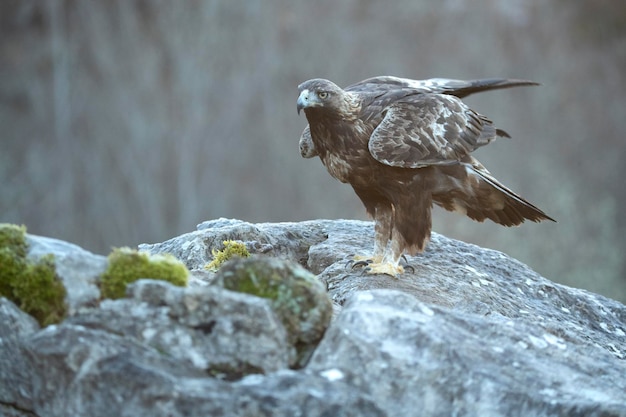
[318,91,328,99]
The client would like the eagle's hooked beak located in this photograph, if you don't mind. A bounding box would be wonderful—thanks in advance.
[297,89,311,115]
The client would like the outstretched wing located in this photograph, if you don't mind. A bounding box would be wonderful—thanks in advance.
[347,76,538,98]
[368,94,499,168]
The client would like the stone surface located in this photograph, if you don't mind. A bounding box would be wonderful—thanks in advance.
[0,298,40,412]
[1,219,625,416]
[18,311,381,417]
[140,218,626,415]
[68,279,293,378]
[213,256,333,367]
[316,228,626,364]
[308,289,626,417]
[139,217,330,275]
[22,322,207,416]
[26,234,107,314]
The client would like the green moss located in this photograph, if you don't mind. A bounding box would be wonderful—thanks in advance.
[0,223,67,326]
[215,256,333,367]
[0,223,28,258]
[205,240,250,271]
[0,224,28,298]
[13,255,67,326]
[0,247,25,300]
[100,247,189,299]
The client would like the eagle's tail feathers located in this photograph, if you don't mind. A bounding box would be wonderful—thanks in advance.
[469,167,556,225]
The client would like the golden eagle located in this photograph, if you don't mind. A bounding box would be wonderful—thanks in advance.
[296,76,555,276]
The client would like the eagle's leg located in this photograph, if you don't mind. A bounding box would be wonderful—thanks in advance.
[362,206,405,277]
[371,204,392,262]
[366,228,405,277]
[352,204,392,268]
[350,204,390,268]
[367,189,432,277]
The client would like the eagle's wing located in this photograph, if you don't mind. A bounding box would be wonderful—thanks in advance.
[297,77,535,160]
[347,76,538,98]
[368,94,499,168]
[299,125,318,158]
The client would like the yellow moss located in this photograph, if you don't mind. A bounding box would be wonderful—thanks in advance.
[205,240,250,272]
[0,223,67,326]
[100,247,189,299]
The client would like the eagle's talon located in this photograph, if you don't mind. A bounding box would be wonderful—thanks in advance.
[350,259,373,270]
[398,255,415,273]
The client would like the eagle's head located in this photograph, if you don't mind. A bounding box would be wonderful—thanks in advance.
[297,79,357,119]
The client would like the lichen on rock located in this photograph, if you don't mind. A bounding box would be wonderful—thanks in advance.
[213,255,333,367]
[100,247,189,299]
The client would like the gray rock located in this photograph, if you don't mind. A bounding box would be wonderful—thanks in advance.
[68,279,293,378]
[18,315,381,417]
[21,322,207,417]
[308,289,626,416]
[0,404,38,417]
[1,219,625,416]
[316,228,626,363]
[140,218,626,415]
[213,256,333,367]
[139,218,330,276]
[0,298,40,412]
[26,234,107,314]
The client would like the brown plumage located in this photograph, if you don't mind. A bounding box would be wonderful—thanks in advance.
[297,76,555,276]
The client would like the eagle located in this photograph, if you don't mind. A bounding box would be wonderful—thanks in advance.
[296,75,555,276]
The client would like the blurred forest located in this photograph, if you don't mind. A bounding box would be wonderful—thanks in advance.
[1,0,625,301]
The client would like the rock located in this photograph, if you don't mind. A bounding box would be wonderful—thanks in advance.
[67,279,293,378]
[21,322,207,417]
[139,218,330,276]
[140,218,626,415]
[1,219,625,416]
[213,256,333,367]
[26,234,107,314]
[15,299,381,417]
[308,289,626,416]
[0,298,40,412]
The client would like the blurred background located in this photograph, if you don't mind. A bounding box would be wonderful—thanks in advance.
[1,0,625,301]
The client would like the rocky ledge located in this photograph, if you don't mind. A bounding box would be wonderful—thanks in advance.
[1,218,625,417]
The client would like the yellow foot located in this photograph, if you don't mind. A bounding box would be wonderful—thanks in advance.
[366,262,404,277]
